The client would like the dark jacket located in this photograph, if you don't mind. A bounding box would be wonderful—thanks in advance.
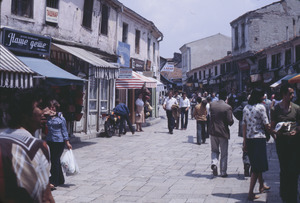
[113,103,130,116]
[210,100,234,139]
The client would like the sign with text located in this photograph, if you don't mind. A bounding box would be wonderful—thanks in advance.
[46,7,59,23]
[117,41,130,68]
[2,28,51,55]
[119,68,132,78]
[131,58,145,71]
[161,63,174,72]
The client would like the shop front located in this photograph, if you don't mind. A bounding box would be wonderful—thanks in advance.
[0,44,34,128]
[1,28,84,136]
[50,43,119,134]
[116,71,156,124]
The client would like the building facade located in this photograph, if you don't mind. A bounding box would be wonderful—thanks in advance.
[180,33,231,85]
[0,0,163,134]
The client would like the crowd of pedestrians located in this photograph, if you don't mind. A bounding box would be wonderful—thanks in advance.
[162,85,300,202]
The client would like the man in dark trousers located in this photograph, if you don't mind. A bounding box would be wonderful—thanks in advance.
[113,100,135,137]
[209,89,234,177]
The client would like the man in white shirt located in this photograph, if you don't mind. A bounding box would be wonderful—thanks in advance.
[179,92,190,129]
[173,91,181,129]
[163,91,178,134]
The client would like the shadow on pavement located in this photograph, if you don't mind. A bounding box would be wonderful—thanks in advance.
[71,141,97,150]
[185,170,245,180]
[212,193,265,203]
[58,183,76,188]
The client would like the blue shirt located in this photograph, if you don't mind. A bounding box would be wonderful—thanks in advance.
[46,113,69,142]
[113,103,130,116]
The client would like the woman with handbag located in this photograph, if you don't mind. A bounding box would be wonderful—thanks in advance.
[135,93,145,132]
[242,88,270,200]
[46,100,72,190]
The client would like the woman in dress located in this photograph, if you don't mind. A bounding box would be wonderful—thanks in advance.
[46,100,72,190]
[135,93,145,132]
[242,88,270,200]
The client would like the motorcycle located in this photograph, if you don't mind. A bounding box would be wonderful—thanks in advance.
[102,111,123,137]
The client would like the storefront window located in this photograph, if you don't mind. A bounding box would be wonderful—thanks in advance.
[100,79,108,112]
[89,69,98,111]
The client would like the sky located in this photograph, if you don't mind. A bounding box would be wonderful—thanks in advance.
[118,0,279,58]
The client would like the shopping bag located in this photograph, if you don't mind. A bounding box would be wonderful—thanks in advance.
[61,149,79,176]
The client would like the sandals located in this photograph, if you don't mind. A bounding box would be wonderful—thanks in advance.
[259,185,271,193]
[50,184,56,191]
[248,193,260,201]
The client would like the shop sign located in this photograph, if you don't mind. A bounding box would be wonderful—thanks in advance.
[186,83,193,87]
[131,58,145,71]
[202,79,208,85]
[2,27,51,55]
[146,60,151,71]
[117,41,130,68]
[238,60,250,70]
[263,72,274,83]
[46,7,59,23]
[161,63,174,72]
[119,68,132,78]
[250,74,262,82]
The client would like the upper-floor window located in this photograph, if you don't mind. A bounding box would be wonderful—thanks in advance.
[215,66,218,76]
[135,29,141,54]
[221,64,226,74]
[258,57,267,71]
[82,0,93,29]
[234,26,239,50]
[11,0,33,18]
[226,62,231,73]
[147,38,151,59]
[100,4,109,35]
[208,69,211,77]
[199,71,201,80]
[271,53,281,69]
[285,49,292,66]
[241,23,245,47]
[194,72,197,80]
[47,0,58,8]
[122,23,128,43]
[296,45,300,62]
[203,70,205,79]
[153,42,156,63]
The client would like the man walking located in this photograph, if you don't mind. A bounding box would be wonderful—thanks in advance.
[163,91,178,134]
[173,91,181,129]
[179,92,190,130]
[210,89,234,177]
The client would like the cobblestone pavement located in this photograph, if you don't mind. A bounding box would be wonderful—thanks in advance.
[52,108,287,203]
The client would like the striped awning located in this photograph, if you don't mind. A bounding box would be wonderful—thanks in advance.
[0,44,34,88]
[116,71,157,89]
[52,43,119,79]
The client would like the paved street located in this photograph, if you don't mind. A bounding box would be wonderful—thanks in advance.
[52,108,283,203]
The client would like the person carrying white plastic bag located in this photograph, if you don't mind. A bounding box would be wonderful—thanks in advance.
[61,149,79,176]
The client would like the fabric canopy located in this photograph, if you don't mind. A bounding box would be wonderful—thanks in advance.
[147,77,164,92]
[18,56,85,86]
[270,73,298,88]
[0,44,34,88]
[288,74,300,84]
[116,71,156,89]
[52,43,119,79]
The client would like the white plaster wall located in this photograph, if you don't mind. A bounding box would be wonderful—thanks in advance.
[180,34,231,78]
[232,0,300,56]
[1,0,117,54]
[119,13,160,70]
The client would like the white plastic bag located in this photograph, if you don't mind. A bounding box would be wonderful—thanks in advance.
[61,149,79,176]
